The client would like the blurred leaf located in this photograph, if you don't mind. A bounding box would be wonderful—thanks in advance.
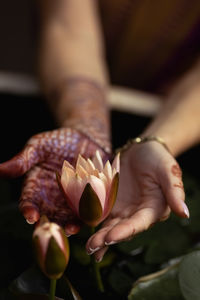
[128,263,184,300]
[108,267,133,295]
[9,265,82,300]
[70,241,90,266]
[9,265,49,295]
[117,219,190,264]
[98,250,116,269]
[183,173,200,233]
[122,259,155,279]
[179,250,200,300]
[57,276,82,300]
[144,223,190,264]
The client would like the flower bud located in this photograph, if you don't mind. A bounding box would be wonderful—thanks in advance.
[33,216,70,279]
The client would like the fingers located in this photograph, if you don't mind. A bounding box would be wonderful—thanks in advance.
[0,145,39,178]
[160,162,189,218]
[21,205,40,224]
[94,246,109,263]
[86,205,167,260]
[86,218,121,254]
[64,222,81,236]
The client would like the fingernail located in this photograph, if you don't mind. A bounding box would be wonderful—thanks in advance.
[87,247,101,255]
[182,202,190,218]
[23,207,40,224]
[26,219,35,225]
[95,256,103,263]
[105,240,116,246]
[65,224,80,235]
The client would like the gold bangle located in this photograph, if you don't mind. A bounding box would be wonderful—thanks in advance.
[116,136,170,154]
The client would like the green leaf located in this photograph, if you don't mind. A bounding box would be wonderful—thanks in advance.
[57,276,82,300]
[128,263,184,300]
[9,265,82,300]
[108,267,133,295]
[179,250,200,300]
[70,241,90,266]
[79,183,102,227]
[144,224,190,264]
[9,265,49,295]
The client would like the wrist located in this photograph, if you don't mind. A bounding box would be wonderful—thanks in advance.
[141,129,182,156]
[50,77,111,154]
[117,135,171,156]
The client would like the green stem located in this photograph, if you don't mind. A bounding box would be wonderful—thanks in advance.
[49,278,57,300]
[90,227,104,293]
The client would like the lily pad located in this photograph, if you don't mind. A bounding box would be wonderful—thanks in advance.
[128,263,184,300]
[9,265,82,300]
[179,250,200,300]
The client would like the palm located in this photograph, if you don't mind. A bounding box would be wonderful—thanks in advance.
[0,127,107,234]
[86,142,187,260]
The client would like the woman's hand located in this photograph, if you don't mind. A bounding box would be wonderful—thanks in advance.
[86,141,189,262]
[0,127,108,235]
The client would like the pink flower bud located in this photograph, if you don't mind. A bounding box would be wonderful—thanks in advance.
[33,216,70,279]
[58,151,120,227]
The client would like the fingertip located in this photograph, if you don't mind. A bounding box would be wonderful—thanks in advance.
[181,201,190,218]
[65,223,81,236]
[94,246,109,263]
[170,200,190,219]
[22,207,40,224]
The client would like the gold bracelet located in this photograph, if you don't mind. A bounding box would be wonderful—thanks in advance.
[116,136,170,154]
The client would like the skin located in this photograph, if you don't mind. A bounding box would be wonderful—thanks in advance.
[0,127,108,234]
[1,0,200,263]
[86,142,187,260]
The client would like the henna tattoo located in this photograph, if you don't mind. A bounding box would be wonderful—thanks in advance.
[0,77,112,227]
[173,182,184,189]
[0,127,110,227]
[51,77,111,154]
[171,163,182,178]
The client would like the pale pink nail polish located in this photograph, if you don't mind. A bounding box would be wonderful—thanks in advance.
[87,246,101,255]
[95,256,103,263]
[26,219,35,225]
[105,241,116,246]
[182,202,190,218]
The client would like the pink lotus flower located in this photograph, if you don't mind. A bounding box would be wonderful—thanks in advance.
[58,151,120,227]
[33,216,70,279]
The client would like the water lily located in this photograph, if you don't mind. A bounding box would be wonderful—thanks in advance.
[58,150,120,227]
[33,216,70,280]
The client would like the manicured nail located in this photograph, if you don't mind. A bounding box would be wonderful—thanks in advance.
[182,202,190,218]
[23,207,40,224]
[95,256,103,263]
[26,219,35,225]
[87,247,101,255]
[105,240,116,246]
[65,224,80,235]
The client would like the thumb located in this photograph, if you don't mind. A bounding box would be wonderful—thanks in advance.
[0,144,40,178]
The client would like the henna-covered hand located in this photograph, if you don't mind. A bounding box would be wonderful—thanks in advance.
[0,127,109,235]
